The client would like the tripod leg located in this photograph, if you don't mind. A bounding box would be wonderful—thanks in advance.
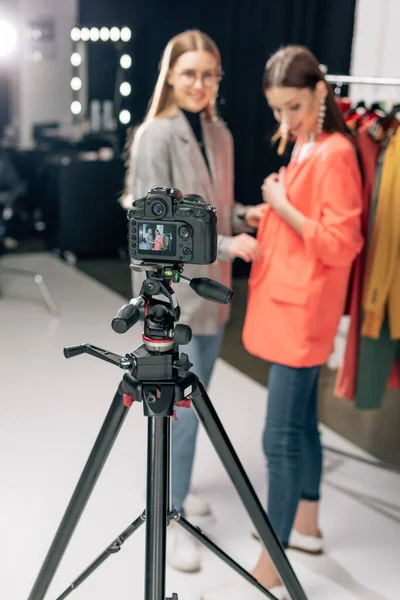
[190,382,308,600]
[175,514,277,600]
[27,384,130,600]
[166,418,172,514]
[55,515,145,600]
[145,416,169,600]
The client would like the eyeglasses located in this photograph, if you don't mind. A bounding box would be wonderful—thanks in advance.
[174,69,223,88]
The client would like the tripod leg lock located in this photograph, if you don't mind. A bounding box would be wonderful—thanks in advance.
[168,510,181,523]
[173,398,191,421]
[123,393,135,408]
[109,539,123,554]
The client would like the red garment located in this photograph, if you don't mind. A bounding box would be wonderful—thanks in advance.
[335,122,400,399]
[336,97,352,115]
[154,234,163,250]
[388,362,400,389]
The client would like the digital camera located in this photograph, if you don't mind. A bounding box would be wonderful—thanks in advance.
[127,187,218,265]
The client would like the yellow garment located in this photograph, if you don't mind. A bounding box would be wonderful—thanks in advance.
[362,128,400,339]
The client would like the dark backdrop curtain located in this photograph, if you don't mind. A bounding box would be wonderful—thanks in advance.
[80,0,357,271]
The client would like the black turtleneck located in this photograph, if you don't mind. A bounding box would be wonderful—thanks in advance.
[181,109,211,175]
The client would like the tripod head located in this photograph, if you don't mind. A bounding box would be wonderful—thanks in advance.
[111,261,233,355]
[64,185,234,412]
[64,261,234,411]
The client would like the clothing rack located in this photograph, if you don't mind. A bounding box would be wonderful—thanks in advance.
[318,70,400,477]
[326,74,400,87]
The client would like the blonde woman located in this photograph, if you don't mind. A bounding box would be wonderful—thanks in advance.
[123,30,266,573]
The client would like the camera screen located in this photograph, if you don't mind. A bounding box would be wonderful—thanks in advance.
[138,223,177,256]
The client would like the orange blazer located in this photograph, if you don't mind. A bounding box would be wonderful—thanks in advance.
[243,133,363,367]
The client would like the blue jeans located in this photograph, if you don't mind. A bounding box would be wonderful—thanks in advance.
[172,328,224,513]
[263,363,322,548]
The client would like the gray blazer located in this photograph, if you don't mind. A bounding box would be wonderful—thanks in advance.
[128,110,249,335]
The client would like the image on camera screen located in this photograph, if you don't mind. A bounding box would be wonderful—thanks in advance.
[138,223,177,256]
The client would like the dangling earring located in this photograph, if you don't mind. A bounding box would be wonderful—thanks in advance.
[281,119,288,140]
[317,96,326,136]
[278,119,288,154]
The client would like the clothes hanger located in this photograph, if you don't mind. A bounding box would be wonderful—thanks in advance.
[370,102,386,115]
[368,103,400,141]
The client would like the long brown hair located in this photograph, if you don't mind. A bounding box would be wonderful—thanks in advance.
[263,45,353,154]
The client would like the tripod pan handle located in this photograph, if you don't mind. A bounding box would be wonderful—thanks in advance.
[112,302,141,334]
[189,277,234,305]
[64,345,86,358]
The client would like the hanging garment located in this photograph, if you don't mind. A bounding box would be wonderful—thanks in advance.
[355,315,400,409]
[356,139,400,409]
[388,362,400,388]
[362,128,400,339]
[355,128,400,409]
[334,123,381,400]
[368,143,388,243]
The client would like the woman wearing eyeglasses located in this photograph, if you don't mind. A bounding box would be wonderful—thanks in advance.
[123,30,266,573]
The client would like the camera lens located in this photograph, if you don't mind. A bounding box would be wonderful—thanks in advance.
[151,201,166,217]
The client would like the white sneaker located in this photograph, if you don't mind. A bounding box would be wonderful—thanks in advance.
[251,528,324,555]
[167,521,202,573]
[201,578,288,600]
[289,529,323,554]
[184,492,212,517]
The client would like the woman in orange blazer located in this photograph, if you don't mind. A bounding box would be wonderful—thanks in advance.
[203,47,363,600]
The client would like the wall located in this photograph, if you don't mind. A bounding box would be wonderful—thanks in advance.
[349,0,400,105]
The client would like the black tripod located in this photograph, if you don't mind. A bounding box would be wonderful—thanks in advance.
[26,263,308,600]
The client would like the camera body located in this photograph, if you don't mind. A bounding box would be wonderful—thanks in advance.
[128,187,218,265]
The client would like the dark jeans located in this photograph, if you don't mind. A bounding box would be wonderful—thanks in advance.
[263,363,322,548]
[171,328,224,514]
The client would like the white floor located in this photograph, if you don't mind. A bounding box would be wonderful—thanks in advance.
[1,253,399,600]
